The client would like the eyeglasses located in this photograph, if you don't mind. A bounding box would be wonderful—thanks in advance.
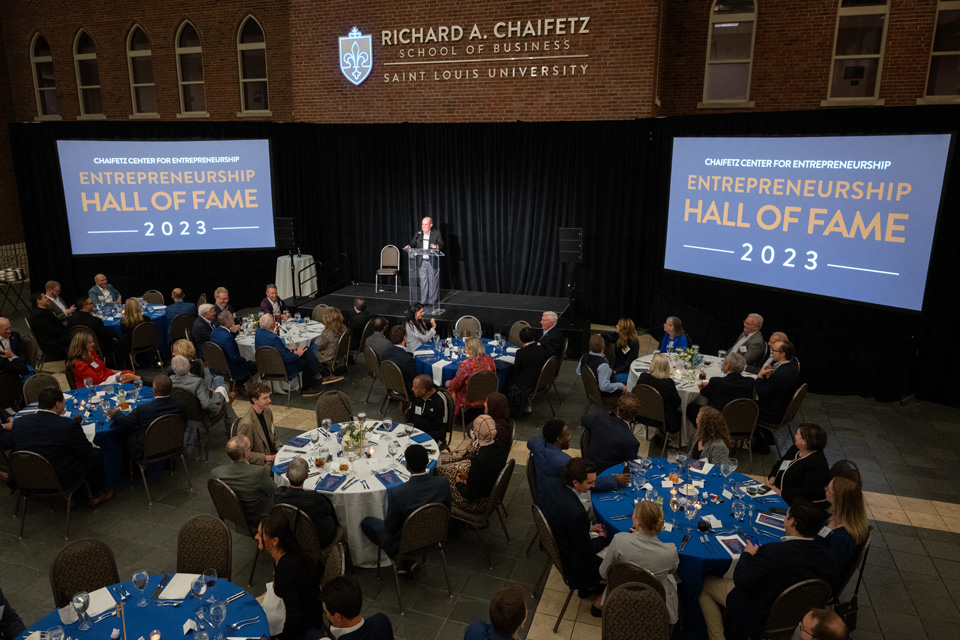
[798,619,816,639]
[770,348,783,353]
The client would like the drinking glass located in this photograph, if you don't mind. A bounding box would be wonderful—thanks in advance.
[294,312,302,322]
[667,448,676,465]
[645,487,658,502]
[47,626,65,640]
[72,590,92,630]
[641,457,653,473]
[691,344,700,353]
[720,459,734,487]
[732,499,746,523]
[676,451,688,475]
[83,377,93,391]
[208,602,227,640]
[727,457,738,476]
[717,349,728,360]
[310,429,320,453]
[203,568,217,603]
[452,329,459,341]
[132,570,149,607]
[684,502,699,533]
[191,577,205,600]
[322,418,332,433]
[133,378,143,401]
[476,328,482,339]
[493,333,502,349]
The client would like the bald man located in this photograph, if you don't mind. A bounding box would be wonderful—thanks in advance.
[404,216,444,309]
[88,274,120,306]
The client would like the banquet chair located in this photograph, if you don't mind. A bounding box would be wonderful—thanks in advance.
[527,356,559,417]
[9,451,91,539]
[376,245,401,292]
[523,453,540,556]
[128,321,161,373]
[455,315,481,338]
[458,370,499,435]
[170,387,227,462]
[375,502,453,615]
[22,372,60,405]
[605,561,666,600]
[177,514,233,581]
[230,418,242,438]
[208,478,262,586]
[354,318,376,361]
[311,305,329,322]
[637,334,660,357]
[197,293,207,307]
[379,359,410,416]
[581,366,618,411]
[362,345,382,404]
[256,346,296,407]
[603,339,616,367]
[20,333,45,372]
[830,459,862,489]
[63,365,77,391]
[132,415,192,505]
[722,398,760,473]
[331,331,352,381]
[507,320,530,347]
[830,525,872,607]
[756,383,809,458]
[315,389,353,426]
[531,504,575,632]
[321,542,346,588]
[450,458,515,570]
[172,313,197,343]
[68,325,102,359]
[142,289,164,304]
[439,390,456,450]
[579,429,594,465]
[602,582,669,640]
[270,503,323,564]
[202,341,234,390]
[633,384,673,454]
[49,539,120,608]
[762,579,832,638]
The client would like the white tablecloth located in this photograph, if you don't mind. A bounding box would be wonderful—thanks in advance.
[272,421,441,568]
[275,254,317,299]
[236,321,324,361]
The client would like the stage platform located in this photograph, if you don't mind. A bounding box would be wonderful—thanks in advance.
[285,283,589,356]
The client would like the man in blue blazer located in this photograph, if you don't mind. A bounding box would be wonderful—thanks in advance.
[579,395,641,472]
[360,444,449,567]
[321,576,394,640]
[109,374,187,459]
[4,387,112,505]
[164,288,197,340]
[88,274,121,306]
[254,314,332,396]
[210,312,257,386]
[527,419,627,492]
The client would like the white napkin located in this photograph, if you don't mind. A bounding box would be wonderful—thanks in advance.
[160,573,202,600]
[506,346,518,355]
[661,480,674,488]
[497,355,515,364]
[703,514,723,529]
[183,620,198,635]
[663,523,674,532]
[24,632,40,640]
[431,360,451,386]
[82,423,97,444]
[261,582,287,637]
[88,586,118,616]
[692,480,705,488]
[414,349,433,356]
[690,463,714,475]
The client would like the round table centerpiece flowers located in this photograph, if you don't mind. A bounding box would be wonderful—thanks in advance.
[341,420,367,456]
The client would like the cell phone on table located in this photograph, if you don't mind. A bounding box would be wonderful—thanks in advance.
[755,485,771,495]
[769,506,787,515]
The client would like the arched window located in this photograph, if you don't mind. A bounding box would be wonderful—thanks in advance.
[238,16,269,113]
[701,0,757,106]
[176,21,206,115]
[30,34,59,118]
[825,0,889,102]
[74,30,103,117]
[127,26,157,116]
[924,1,960,99]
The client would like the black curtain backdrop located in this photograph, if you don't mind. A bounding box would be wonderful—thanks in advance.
[9,105,960,406]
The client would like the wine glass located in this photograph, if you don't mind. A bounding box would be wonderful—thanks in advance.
[133,378,143,400]
[322,418,332,433]
[358,411,367,426]
[83,377,93,392]
[452,329,460,341]
[47,626,65,640]
[191,577,205,600]
[684,502,698,533]
[717,349,728,361]
[732,499,746,524]
[476,328,482,339]
[132,570,149,607]
[310,429,320,454]
[208,602,227,640]
[720,459,734,487]
[645,486,658,502]
[676,451,688,473]
[667,448,677,465]
[72,591,92,629]
[727,457,738,476]
[203,568,217,603]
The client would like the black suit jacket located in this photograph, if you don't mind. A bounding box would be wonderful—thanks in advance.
[68,311,120,355]
[636,373,682,434]
[537,327,565,360]
[29,306,69,353]
[538,476,608,589]
[770,446,831,505]
[580,407,639,471]
[727,538,838,639]
[699,371,755,411]
[6,410,95,488]
[0,331,30,377]
[346,310,372,344]
[382,474,450,555]
[755,359,800,423]
[383,345,418,393]
[192,316,215,351]
[505,342,548,391]
[110,396,188,458]
[336,613,394,640]
[407,229,444,270]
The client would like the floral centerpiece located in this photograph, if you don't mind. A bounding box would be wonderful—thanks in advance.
[675,347,704,368]
[341,419,367,455]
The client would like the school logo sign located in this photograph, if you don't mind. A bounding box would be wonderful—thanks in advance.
[339,27,373,86]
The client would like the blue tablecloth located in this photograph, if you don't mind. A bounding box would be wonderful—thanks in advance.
[412,338,512,389]
[20,574,268,640]
[592,460,788,640]
[97,303,171,359]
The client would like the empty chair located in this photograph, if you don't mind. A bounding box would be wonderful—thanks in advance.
[20,334,45,372]
[172,313,197,343]
[132,415,192,505]
[49,539,120,608]
[763,579,833,637]
[722,398,760,472]
[9,451,91,539]
[602,582,670,640]
[507,320,530,347]
[128,322,161,373]
[376,245,401,292]
[177,514,233,581]
[256,346,296,407]
[23,372,61,405]
[757,383,808,458]
[315,390,353,426]
[142,290,164,304]
[450,458,515,569]
[455,315,481,338]
[208,478,262,586]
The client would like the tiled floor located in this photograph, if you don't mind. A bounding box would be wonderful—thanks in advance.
[2,318,959,640]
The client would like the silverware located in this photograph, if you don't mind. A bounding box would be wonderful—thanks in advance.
[151,574,170,599]
[112,587,126,602]
[226,618,261,630]
[120,585,131,598]
[222,592,245,605]
[340,478,357,491]
[679,534,691,551]
[92,610,118,623]
[156,600,182,607]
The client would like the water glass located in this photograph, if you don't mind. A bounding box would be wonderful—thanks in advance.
[452,329,459,341]
[72,591,92,630]
[132,570,149,607]
[732,499,746,523]
[46,626,64,640]
[476,328,482,339]
[83,377,93,391]
[191,577,205,600]
[322,418,332,432]
[133,378,143,400]
[717,349,728,360]
[645,487,658,502]
[208,602,227,640]
[684,502,698,533]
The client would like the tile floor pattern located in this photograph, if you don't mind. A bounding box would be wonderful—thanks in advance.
[1,345,959,639]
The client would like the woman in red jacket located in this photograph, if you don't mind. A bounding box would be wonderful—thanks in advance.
[65,331,138,388]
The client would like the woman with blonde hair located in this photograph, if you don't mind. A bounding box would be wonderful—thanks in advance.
[659,316,688,353]
[66,331,138,388]
[818,476,869,572]
[594,500,679,622]
[689,406,733,464]
[448,337,496,418]
[601,318,640,383]
[120,297,154,366]
[635,352,681,444]
[316,306,347,368]
[169,338,223,388]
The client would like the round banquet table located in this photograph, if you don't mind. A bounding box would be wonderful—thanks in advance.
[95,302,171,359]
[235,319,324,362]
[592,460,788,640]
[20,574,267,640]
[14,383,155,491]
[412,338,515,388]
[626,354,756,447]
[271,420,442,568]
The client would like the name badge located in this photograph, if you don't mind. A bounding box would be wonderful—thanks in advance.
[621,346,631,354]
[818,526,832,538]
[739,346,747,353]
[90,361,99,369]
[415,405,424,415]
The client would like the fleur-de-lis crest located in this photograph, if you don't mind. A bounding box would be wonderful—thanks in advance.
[339,27,373,86]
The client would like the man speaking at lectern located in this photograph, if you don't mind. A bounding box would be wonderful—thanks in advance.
[404,217,444,310]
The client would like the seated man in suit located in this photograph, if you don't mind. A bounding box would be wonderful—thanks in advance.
[754,340,801,453]
[345,297,372,346]
[67,298,123,367]
[170,354,237,423]
[109,374,187,459]
[580,393,641,471]
[211,434,275,529]
[5,387,113,505]
[192,304,217,351]
[0,317,33,380]
[274,457,340,548]
[405,374,448,444]
[44,280,75,324]
[164,288,197,340]
[746,331,788,375]
[686,351,755,426]
[88,273,120,306]
[235,383,280,468]
[360,444,449,574]
[255,314,334,396]
[321,576,395,640]
[382,325,418,396]
[538,458,610,596]
[210,312,257,387]
[29,291,70,355]
[364,317,392,359]
[465,585,527,640]
[537,311,565,360]
[260,284,289,319]
[504,327,549,417]
[699,497,838,640]
[728,313,766,369]
[0,585,26,640]
[526,419,627,492]
[576,333,626,396]
[213,287,238,324]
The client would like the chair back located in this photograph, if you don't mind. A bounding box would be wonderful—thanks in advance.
[68,326,102,357]
[49,539,120,608]
[397,502,450,557]
[202,342,233,382]
[764,579,833,635]
[230,418,242,438]
[722,398,760,439]
[0,372,21,410]
[602,582,669,640]
[172,313,197,342]
[0,446,10,478]
[311,305,329,321]
[363,344,380,378]
[63,365,77,391]
[579,429,593,464]
[507,320,530,347]
[380,360,410,404]
[169,387,209,423]
[526,451,539,505]
[380,244,400,269]
[440,390,456,447]
[637,334,659,357]
[130,321,159,357]
[633,383,666,429]
[833,526,872,602]
[455,315,481,338]
[464,369,498,405]
[256,346,290,381]
[208,478,254,536]
[270,503,323,562]
[531,505,567,583]
[606,561,666,599]
[21,334,43,370]
[534,356,559,393]
[477,458,516,522]
[830,459,862,489]
[321,542,346,588]
[9,451,62,494]
[332,331,351,371]
[177,514,233,581]
[142,290,164,304]
[315,390,353,426]
[23,372,61,405]
[780,382,808,426]
[197,293,207,307]
[141,415,186,464]
[581,365,604,407]
[357,318,376,352]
